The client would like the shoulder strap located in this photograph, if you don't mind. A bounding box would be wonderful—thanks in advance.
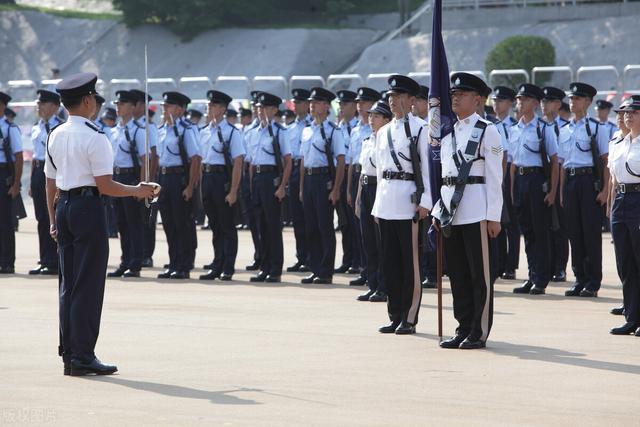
[386,125,403,172]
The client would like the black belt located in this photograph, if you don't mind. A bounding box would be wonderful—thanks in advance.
[515,166,543,175]
[59,186,100,197]
[353,164,362,173]
[361,175,377,185]
[305,167,330,176]
[160,166,184,175]
[616,183,640,194]
[0,163,11,169]
[442,176,485,186]
[382,170,414,181]
[32,159,45,168]
[113,167,137,175]
[565,167,594,176]
[203,164,226,173]
[252,165,276,174]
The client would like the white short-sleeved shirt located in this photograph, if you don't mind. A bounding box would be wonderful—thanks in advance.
[45,115,114,190]
[609,134,640,184]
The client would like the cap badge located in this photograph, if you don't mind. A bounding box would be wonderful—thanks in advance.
[454,78,461,86]
[391,79,396,86]
[572,86,577,92]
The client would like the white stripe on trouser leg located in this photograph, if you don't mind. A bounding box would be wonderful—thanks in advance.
[407,220,422,324]
[479,220,491,341]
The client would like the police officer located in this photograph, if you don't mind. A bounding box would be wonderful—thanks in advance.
[106,90,152,278]
[29,89,64,275]
[285,88,312,273]
[509,84,559,295]
[92,94,106,126]
[354,99,391,302]
[541,86,570,282]
[372,75,431,335]
[198,90,245,281]
[560,83,610,297]
[433,73,503,349]
[299,87,346,284]
[346,87,379,287]
[0,91,23,274]
[45,72,156,375]
[96,106,116,132]
[608,95,640,336]
[246,92,292,283]
[335,90,360,275]
[595,100,618,140]
[156,91,202,279]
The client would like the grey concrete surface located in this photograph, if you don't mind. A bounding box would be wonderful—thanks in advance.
[0,216,638,426]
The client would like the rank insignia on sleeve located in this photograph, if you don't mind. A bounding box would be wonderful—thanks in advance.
[491,146,503,156]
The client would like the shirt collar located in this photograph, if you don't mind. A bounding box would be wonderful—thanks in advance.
[518,114,539,128]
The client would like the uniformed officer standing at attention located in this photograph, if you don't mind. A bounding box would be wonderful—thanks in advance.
[0,91,23,274]
[510,84,559,295]
[299,87,346,284]
[432,73,503,349]
[246,92,292,283]
[91,94,106,128]
[595,100,618,140]
[156,91,202,280]
[106,90,152,278]
[346,87,379,287]
[29,89,64,275]
[559,83,610,297]
[335,90,361,275]
[45,72,156,375]
[198,90,245,281]
[372,75,431,335]
[285,88,312,273]
[608,96,640,336]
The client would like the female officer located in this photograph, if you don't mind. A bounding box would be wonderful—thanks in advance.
[608,95,640,336]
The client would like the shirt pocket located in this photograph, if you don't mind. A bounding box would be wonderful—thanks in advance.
[522,131,541,154]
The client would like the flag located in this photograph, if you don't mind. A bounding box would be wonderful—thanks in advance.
[428,0,456,207]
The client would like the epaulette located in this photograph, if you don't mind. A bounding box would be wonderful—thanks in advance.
[49,122,64,134]
[274,122,286,130]
[84,121,105,134]
[485,115,500,125]
[326,121,337,128]
[588,117,600,125]
[133,119,146,129]
[478,116,495,126]
[178,118,193,129]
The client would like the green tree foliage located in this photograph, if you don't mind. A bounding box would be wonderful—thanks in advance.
[485,36,555,87]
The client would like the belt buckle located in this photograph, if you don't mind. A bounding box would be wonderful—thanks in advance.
[256,165,261,174]
[384,171,390,180]
[363,175,368,185]
[306,168,312,176]
[115,166,120,174]
[619,183,626,194]
[518,166,524,175]
[161,166,167,175]
[569,167,576,176]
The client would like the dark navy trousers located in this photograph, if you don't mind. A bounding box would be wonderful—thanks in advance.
[498,162,520,274]
[241,166,262,266]
[31,162,58,269]
[350,169,365,276]
[303,172,336,278]
[251,170,284,276]
[288,162,308,265]
[114,172,144,271]
[0,168,15,269]
[359,180,384,293]
[57,190,109,363]
[158,173,194,272]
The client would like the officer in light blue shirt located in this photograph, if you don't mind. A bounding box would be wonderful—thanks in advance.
[559,82,610,298]
[156,91,202,279]
[595,99,618,140]
[30,89,64,275]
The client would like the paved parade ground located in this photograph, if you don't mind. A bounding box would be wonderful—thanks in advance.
[1,217,638,426]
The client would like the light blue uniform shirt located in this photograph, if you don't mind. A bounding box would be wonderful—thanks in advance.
[31,115,63,160]
[0,117,22,162]
[300,119,346,167]
[495,116,516,162]
[245,121,291,166]
[94,118,113,142]
[558,116,610,169]
[287,115,312,160]
[136,116,158,150]
[339,117,358,164]
[157,118,201,167]
[600,120,618,141]
[110,118,153,168]
[200,119,245,165]
[509,115,558,167]
[348,120,372,166]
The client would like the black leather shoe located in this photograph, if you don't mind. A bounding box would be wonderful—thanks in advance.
[286,262,302,272]
[142,257,153,268]
[357,290,375,301]
[395,322,416,335]
[635,327,640,337]
[245,261,260,271]
[313,276,332,284]
[250,272,268,282]
[369,291,388,302]
[170,271,189,279]
[552,271,567,282]
[347,267,360,275]
[610,306,625,316]
[459,338,486,349]
[107,267,127,278]
[334,265,349,274]
[0,266,15,274]
[501,271,516,280]
[513,280,533,294]
[378,320,401,334]
[610,322,639,335]
[219,273,233,281]
[123,269,140,278]
[199,270,220,280]
[40,266,58,275]
[298,265,310,273]
[265,275,281,283]
[29,266,43,275]
[580,289,598,298]
[439,334,467,349]
[564,285,583,297]
[301,274,317,284]
[422,279,436,289]
[69,358,117,376]
[63,362,70,376]
[529,285,546,295]
[203,262,215,270]
[349,276,367,286]
[157,269,173,279]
